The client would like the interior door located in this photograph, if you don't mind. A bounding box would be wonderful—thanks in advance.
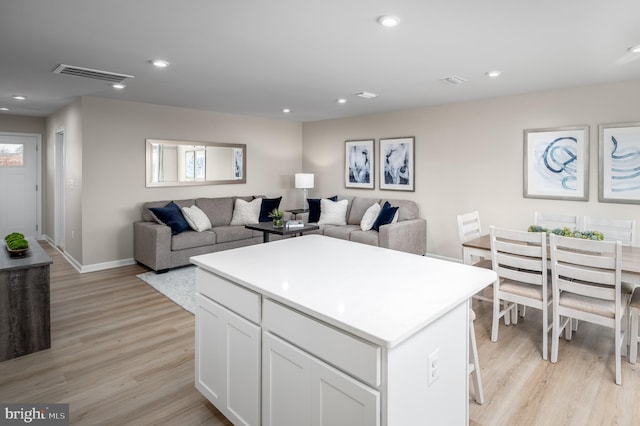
[0,133,39,238]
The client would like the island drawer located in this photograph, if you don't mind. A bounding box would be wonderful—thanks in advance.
[196,268,261,324]
[262,299,381,388]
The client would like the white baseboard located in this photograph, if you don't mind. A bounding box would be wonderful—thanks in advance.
[42,236,136,273]
[80,258,136,273]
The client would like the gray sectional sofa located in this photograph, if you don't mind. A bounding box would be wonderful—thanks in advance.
[297,195,426,256]
[134,194,426,272]
[134,195,290,272]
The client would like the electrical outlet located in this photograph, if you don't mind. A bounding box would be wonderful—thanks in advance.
[428,348,440,386]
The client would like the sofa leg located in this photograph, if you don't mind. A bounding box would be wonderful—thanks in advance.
[155,269,169,274]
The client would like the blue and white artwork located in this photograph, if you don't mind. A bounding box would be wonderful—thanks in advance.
[345,139,374,189]
[524,127,588,200]
[600,124,640,203]
[379,137,415,191]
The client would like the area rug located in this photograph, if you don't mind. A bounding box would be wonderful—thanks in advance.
[137,266,196,314]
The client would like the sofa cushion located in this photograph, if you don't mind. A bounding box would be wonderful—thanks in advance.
[347,197,380,225]
[350,230,381,247]
[318,199,348,226]
[196,197,234,227]
[171,230,216,250]
[360,202,381,231]
[308,195,337,223]
[181,205,212,232]
[372,201,399,231]
[230,198,261,225]
[380,198,419,221]
[324,224,359,240]
[258,196,282,222]
[143,199,195,222]
[149,201,191,235]
[212,225,257,243]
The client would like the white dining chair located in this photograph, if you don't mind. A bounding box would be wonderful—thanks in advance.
[457,211,492,270]
[457,211,494,306]
[469,309,484,404]
[549,234,628,385]
[629,288,640,365]
[581,216,635,245]
[534,211,579,232]
[490,226,551,360]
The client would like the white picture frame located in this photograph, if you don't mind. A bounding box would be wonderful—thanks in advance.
[523,126,589,201]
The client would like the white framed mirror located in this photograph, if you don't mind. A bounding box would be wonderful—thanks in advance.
[146,139,246,187]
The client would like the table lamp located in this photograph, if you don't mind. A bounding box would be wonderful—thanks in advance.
[295,173,314,210]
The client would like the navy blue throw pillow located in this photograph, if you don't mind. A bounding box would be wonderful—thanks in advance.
[307,196,337,223]
[149,201,191,235]
[258,196,282,222]
[372,201,399,231]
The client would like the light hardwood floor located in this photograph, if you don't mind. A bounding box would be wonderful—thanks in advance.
[0,243,231,425]
[2,243,639,425]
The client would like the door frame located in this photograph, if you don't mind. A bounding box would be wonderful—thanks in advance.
[54,129,65,248]
[0,131,42,238]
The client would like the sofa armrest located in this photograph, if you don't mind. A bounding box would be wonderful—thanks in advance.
[134,221,172,271]
[379,219,426,255]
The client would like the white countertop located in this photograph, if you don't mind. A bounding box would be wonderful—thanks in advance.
[191,235,496,348]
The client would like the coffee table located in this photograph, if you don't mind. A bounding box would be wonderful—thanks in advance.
[245,222,320,243]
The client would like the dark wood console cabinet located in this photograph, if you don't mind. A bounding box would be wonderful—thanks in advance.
[0,239,52,361]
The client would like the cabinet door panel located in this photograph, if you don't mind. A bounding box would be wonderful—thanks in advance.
[262,332,312,426]
[195,294,226,404]
[196,294,260,426]
[312,360,380,426]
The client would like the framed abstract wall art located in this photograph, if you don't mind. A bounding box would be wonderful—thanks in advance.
[345,139,374,189]
[379,137,414,191]
[523,126,589,201]
[599,122,640,204]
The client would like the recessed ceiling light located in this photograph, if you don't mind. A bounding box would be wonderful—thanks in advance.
[0,107,9,111]
[485,70,502,78]
[629,45,640,54]
[12,95,26,100]
[150,59,170,68]
[337,98,347,104]
[377,15,400,27]
[112,83,126,89]
[282,108,291,114]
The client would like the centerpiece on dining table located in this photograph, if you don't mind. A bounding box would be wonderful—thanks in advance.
[527,225,604,241]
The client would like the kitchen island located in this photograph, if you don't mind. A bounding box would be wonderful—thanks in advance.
[191,235,496,426]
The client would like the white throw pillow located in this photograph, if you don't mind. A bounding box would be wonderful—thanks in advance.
[230,198,262,225]
[360,203,381,231]
[318,199,348,226]
[181,205,212,232]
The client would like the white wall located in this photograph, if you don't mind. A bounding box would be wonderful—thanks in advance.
[45,100,83,264]
[302,79,640,260]
[44,97,302,269]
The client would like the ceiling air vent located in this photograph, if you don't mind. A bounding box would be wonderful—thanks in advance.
[53,64,134,83]
[439,76,467,85]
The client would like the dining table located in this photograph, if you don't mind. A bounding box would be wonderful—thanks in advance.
[463,234,640,276]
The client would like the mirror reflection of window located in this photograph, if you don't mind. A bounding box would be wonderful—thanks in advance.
[146,139,246,187]
[194,150,205,180]
[184,150,195,181]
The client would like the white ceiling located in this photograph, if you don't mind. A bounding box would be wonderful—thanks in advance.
[1,0,639,122]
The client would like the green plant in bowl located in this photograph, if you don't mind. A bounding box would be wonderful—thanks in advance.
[268,209,284,228]
[5,232,29,251]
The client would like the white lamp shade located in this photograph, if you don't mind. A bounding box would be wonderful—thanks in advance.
[295,173,314,189]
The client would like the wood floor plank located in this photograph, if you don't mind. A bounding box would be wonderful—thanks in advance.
[2,242,639,425]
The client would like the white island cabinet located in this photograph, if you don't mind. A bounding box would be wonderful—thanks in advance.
[191,235,496,426]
